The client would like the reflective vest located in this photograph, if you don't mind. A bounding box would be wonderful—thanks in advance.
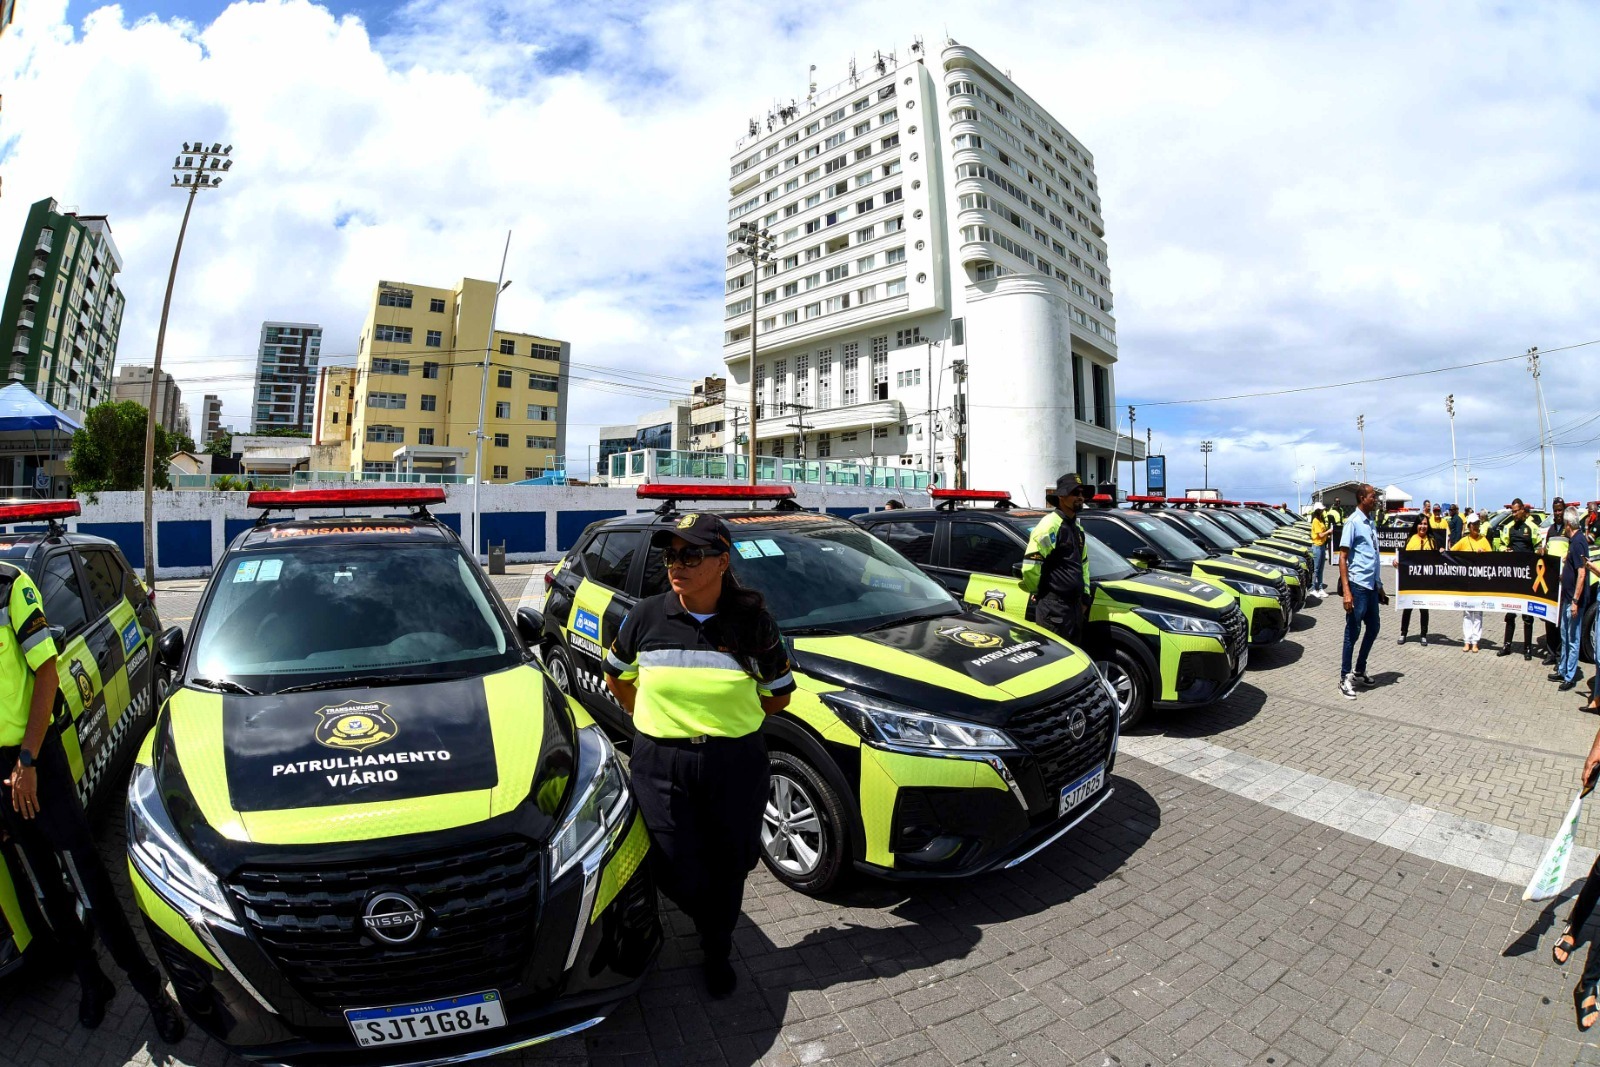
[1019,509,1089,600]
[0,565,61,747]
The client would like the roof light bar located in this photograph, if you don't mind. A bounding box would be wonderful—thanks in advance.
[0,500,81,524]
[636,484,795,501]
[1090,494,1115,503]
[246,488,448,510]
[930,488,1012,502]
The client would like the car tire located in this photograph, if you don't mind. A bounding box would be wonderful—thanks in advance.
[544,643,579,697]
[760,750,850,896]
[1095,647,1150,731]
[1585,603,1596,665]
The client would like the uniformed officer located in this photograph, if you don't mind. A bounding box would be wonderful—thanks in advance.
[1019,472,1090,643]
[1542,497,1570,666]
[603,513,794,998]
[0,562,184,1041]
[1495,497,1544,659]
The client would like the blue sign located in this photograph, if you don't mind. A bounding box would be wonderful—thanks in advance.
[572,608,601,640]
[1146,455,1167,496]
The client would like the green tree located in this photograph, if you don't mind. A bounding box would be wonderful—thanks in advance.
[203,430,232,457]
[171,431,197,455]
[255,427,310,438]
[67,401,176,493]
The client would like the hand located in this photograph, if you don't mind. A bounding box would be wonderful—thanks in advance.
[7,763,38,819]
[1573,602,1581,619]
[1584,756,1600,792]
[1343,593,1354,614]
[1378,589,1390,604]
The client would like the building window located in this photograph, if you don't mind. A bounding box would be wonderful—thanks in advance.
[420,393,437,411]
[373,324,412,343]
[885,246,906,265]
[423,361,439,379]
[363,461,396,474]
[492,465,508,480]
[842,343,859,405]
[367,392,406,409]
[365,425,404,443]
[881,187,902,205]
[333,384,342,396]
[425,330,442,347]
[495,401,510,419]
[499,339,515,355]
[417,427,435,445]
[529,372,559,391]
[884,278,905,297]
[378,291,412,308]
[331,412,339,424]
[874,426,888,439]
[817,432,831,458]
[429,298,446,313]
[371,358,410,375]
[493,433,509,447]
[526,435,556,449]
[871,337,889,400]
[896,327,922,348]
[525,468,537,479]
[530,342,561,360]
[526,404,555,420]
[496,369,513,388]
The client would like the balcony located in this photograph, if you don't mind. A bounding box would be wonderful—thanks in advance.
[27,260,46,280]
[12,334,31,355]
[34,232,52,254]
[16,312,34,332]
[22,285,41,306]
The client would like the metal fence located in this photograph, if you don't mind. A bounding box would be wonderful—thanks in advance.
[609,449,932,489]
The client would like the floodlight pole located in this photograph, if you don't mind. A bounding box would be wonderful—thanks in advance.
[472,232,512,562]
[734,222,773,484]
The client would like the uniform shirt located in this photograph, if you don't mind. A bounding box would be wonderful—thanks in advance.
[1339,508,1379,590]
[1561,530,1591,606]
[604,592,795,740]
[1403,532,1432,552]
[1452,534,1491,552]
[1497,515,1543,553]
[1019,509,1088,600]
[0,565,60,747]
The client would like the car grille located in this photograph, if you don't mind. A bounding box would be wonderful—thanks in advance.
[1221,603,1248,661]
[1007,679,1115,802]
[227,838,541,1013]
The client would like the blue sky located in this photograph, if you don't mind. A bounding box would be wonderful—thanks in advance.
[3,0,1598,501]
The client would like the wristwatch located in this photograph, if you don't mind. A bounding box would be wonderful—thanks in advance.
[17,748,33,769]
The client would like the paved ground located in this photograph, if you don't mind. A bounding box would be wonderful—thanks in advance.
[8,564,1600,1065]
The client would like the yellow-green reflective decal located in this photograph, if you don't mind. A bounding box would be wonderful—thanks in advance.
[0,858,30,954]
[858,747,1007,867]
[591,813,650,921]
[127,860,220,969]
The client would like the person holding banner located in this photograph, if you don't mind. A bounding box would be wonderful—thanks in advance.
[1338,484,1386,700]
[1452,513,1492,651]
[1555,507,1591,692]
[1496,499,1544,659]
[1397,513,1433,647]
[1550,736,1600,1030]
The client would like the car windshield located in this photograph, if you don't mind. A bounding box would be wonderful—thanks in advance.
[1227,510,1277,535]
[1127,516,1207,561]
[188,543,517,693]
[727,522,958,633]
[998,514,1138,581]
[1206,510,1266,542]
[1167,511,1243,550]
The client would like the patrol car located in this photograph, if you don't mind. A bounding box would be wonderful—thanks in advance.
[541,484,1120,896]
[0,500,162,980]
[127,488,659,1066]
[854,490,1249,731]
[1080,500,1294,646]
[1221,504,1313,551]
[1146,502,1312,592]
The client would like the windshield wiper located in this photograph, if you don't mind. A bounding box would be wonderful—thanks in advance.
[785,625,849,637]
[277,673,469,695]
[865,609,960,631]
[189,677,261,695]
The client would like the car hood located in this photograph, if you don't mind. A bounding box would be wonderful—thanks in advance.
[157,664,574,847]
[1191,555,1285,582]
[789,608,1098,725]
[1098,569,1235,615]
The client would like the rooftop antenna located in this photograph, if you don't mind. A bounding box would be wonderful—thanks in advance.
[874,50,886,75]
[911,35,923,56]
[848,57,857,85]
[806,64,817,102]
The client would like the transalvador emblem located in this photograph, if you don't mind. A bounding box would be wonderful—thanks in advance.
[68,659,94,706]
[315,700,398,752]
[936,624,1004,650]
[980,589,1007,612]
[677,513,698,529]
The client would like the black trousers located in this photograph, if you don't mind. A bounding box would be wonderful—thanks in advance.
[1400,609,1429,636]
[1034,593,1084,646]
[1547,620,1562,659]
[630,732,767,962]
[1504,613,1534,650]
[0,731,161,996]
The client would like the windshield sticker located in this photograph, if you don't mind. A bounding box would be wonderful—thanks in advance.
[257,559,283,582]
[755,539,784,557]
[267,524,410,539]
[725,513,834,524]
[869,575,908,591]
[734,541,763,560]
[315,700,399,752]
[233,560,261,583]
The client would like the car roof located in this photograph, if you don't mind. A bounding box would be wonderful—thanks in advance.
[596,506,863,533]
[0,530,130,561]
[230,515,458,551]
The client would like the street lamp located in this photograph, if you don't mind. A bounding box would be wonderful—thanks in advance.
[1356,414,1366,483]
[1200,439,1214,490]
[732,222,774,484]
[1446,394,1457,506]
[143,142,233,586]
[472,233,512,562]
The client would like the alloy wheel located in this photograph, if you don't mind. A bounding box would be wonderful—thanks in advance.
[761,773,824,878]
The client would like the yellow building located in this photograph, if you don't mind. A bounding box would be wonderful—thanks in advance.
[311,365,358,471]
[342,278,569,482]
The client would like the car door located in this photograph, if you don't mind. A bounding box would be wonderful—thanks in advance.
[35,549,116,807]
[76,546,159,768]
[945,519,1030,620]
[561,529,645,730]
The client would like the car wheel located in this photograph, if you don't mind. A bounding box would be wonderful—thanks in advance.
[544,643,578,696]
[1095,647,1150,730]
[760,750,849,896]
[1585,604,1596,664]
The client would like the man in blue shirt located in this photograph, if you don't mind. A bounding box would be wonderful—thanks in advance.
[1557,507,1592,691]
[1338,483,1388,699]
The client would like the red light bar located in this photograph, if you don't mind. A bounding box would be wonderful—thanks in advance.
[930,488,1012,502]
[636,483,796,501]
[246,488,447,510]
[1090,494,1114,503]
[1126,495,1166,503]
[0,500,81,524]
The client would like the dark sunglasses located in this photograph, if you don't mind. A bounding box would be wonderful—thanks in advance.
[662,545,725,568]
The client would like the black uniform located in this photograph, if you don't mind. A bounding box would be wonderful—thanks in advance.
[1500,514,1540,657]
[1022,474,1091,645]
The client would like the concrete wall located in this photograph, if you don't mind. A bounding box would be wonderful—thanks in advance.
[36,483,924,578]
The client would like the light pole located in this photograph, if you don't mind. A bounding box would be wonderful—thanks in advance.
[143,142,232,586]
[472,233,512,562]
[1529,347,1548,507]
[733,222,774,484]
[1468,474,1479,512]
[1446,394,1457,505]
[1128,405,1137,494]
[1356,414,1366,483]
[1200,439,1214,490]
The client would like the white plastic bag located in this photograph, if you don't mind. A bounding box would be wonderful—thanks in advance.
[1526,791,1586,902]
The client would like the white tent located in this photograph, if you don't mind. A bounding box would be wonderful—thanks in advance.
[1383,484,1410,507]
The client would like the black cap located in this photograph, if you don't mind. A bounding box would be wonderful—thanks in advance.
[651,512,732,552]
[1055,472,1088,499]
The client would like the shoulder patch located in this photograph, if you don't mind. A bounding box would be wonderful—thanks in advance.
[21,586,36,606]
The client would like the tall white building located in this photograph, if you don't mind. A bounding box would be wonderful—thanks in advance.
[724,40,1141,504]
[252,321,321,432]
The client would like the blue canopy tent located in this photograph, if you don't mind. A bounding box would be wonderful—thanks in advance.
[0,383,81,498]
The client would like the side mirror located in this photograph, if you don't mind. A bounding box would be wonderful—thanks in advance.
[1129,548,1161,568]
[1011,562,1024,578]
[157,627,185,672]
[515,606,545,646]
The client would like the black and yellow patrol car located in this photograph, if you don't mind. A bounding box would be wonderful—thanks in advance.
[1147,502,1312,592]
[1221,504,1313,552]
[1078,501,1293,646]
[854,490,1249,731]
[541,484,1120,896]
[126,488,658,1065]
[0,500,162,979]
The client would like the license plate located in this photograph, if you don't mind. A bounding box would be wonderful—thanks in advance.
[346,990,506,1048]
[1059,763,1105,817]
[1238,647,1249,672]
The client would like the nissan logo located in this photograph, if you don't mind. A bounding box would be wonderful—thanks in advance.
[363,892,425,945]
[1069,709,1088,741]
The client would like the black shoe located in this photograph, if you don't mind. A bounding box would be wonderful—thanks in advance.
[1561,678,1580,692]
[1498,645,1513,657]
[1353,671,1375,687]
[1419,636,1428,647]
[1525,648,1534,661]
[145,989,186,1043]
[1397,635,1407,645]
[1550,672,1566,681]
[78,970,116,1030]
[703,958,737,999]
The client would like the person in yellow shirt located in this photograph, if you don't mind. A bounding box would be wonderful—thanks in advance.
[1398,514,1433,646]
[1309,508,1330,597]
[1453,513,1493,651]
[1428,505,1450,550]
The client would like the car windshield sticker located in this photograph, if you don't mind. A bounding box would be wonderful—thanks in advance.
[257,559,283,582]
[222,680,499,812]
[734,541,763,560]
[234,560,261,583]
[755,539,784,557]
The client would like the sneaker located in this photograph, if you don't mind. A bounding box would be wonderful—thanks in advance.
[1353,671,1375,687]
[1419,636,1429,647]
[1397,635,1407,645]
[1339,674,1357,700]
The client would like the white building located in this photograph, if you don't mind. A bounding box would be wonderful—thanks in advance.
[252,321,321,432]
[723,39,1142,504]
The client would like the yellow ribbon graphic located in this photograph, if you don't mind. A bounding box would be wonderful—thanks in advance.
[1533,558,1549,595]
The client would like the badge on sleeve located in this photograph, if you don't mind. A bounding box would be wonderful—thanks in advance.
[22,586,37,606]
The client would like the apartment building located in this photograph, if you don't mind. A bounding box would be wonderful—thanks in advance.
[310,365,358,470]
[253,321,321,432]
[0,197,125,417]
[724,40,1139,503]
[688,376,729,452]
[111,365,182,432]
[202,394,224,444]
[345,279,570,482]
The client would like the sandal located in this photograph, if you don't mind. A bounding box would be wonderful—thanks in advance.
[1556,929,1577,965]
[1577,980,1599,1031]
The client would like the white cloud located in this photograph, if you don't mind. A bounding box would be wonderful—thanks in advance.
[0,0,1596,502]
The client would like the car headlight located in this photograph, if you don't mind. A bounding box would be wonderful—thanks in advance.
[1133,608,1226,636]
[1224,579,1279,599]
[549,726,629,882]
[824,690,1016,751]
[127,762,234,922]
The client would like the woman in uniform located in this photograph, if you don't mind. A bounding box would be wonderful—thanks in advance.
[604,512,794,997]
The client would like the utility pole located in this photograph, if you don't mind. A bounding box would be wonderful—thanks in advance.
[1127,405,1137,495]
[951,359,967,489]
[1446,394,1457,506]
[144,142,233,586]
[1356,414,1366,483]
[472,234,511,562]
[733,222,774,484]
[1529,347,1548,507]
[784,402,813,475]
[1468,473,1479,512]
[1200,439,1214,490]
